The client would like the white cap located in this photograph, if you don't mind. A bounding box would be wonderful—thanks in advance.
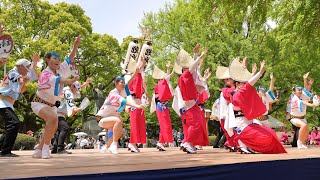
[16,59,31,68]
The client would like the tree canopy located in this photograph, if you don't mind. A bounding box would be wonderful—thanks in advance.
[0,0,319,138]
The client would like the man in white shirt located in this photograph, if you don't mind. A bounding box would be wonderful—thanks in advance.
[52,79,91,154]
[0,55,38,157]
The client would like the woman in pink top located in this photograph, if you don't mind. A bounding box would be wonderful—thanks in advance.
[31,37,81,159]
[310,126,319,145]
[280,128,289,145]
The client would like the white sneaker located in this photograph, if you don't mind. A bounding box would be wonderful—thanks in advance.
[297,140,308,149]
[42,145,51,159]
[157,143,165,149]
[101,145,108,153]
[299,144,308,149]
[32,149,42,158]
[195,145,203,150]
[239,147,251,154]
[156,143,166,151]
[184,143,197,154]
[108,142,118,154]
[128,143,139,153]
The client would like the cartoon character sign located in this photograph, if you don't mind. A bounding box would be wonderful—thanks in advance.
[141,93,150,107]
[0,34,13,59]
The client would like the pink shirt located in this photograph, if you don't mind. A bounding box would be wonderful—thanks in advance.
[96,88,126,118]
[281,132,288,142]
[310,131,320,141]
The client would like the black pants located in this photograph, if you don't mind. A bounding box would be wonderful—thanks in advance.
[212,121,225,147]
[0,107,20,155]
[53,116,69,151]
[292,125,300,147]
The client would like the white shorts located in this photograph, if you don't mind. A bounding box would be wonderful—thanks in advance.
[290,118,307,126]
[31,102,57,116]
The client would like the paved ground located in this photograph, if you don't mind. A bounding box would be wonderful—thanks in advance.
[1,146,320,179]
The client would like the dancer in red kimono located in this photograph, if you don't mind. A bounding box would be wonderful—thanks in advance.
[175,48,209,154]
[227,58,286,154]
[151,63,174,151]
[192,43,211,150]
[128,56,147,153]
[215,65,236,151]
[214,60,257,152]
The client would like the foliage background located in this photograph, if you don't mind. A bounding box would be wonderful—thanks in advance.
[0,0,319,141]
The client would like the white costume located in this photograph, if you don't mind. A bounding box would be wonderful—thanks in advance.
[0,64,37,110]
[31,58,73,115]
[289,88,312,126]
[96,88,127,128]
[253,90,284,128]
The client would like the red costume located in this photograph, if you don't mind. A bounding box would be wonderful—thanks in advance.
[154,79,173,143]
[178,70,209,146]
[220,87,237,148]
[129,72,146,144]
[232,83,286,154]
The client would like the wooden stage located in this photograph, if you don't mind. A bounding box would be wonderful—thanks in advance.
[1,146,320,179]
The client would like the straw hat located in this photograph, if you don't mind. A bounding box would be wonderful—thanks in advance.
[173,62,182,75]
[120,57,137,73]
[229,57,253,82]
[215,66,231,80]
[152,65,167,79]
[175,49,194,68]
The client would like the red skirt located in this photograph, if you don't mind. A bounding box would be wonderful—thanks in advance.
[235,123,287,154]
[181,113,188,143]
[182,105,209,146]
[156,108,173,143]
[129,108,146,144]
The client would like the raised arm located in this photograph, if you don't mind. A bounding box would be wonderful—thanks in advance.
[203,68,212,82]
[69,36,81,63]
[242,57,248,69]
[269,72,275,92]
[127,66,141,86]
[251,63,257,75]
[248,60,265,86]
[0,21,4,37]
[31,52,40,77]
[308,78,314,91]
[189,48,208,73]
[303,72,309,90]
[81,77,92,90]
[166,62,171,75]
[164,62,175,81]
[193,43,200,60]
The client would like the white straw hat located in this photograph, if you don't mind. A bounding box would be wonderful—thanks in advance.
[173,62,182,75]
[175,49,194,68]
[215,66,231,80]
[229,57,253,82]
[152,65,167,79]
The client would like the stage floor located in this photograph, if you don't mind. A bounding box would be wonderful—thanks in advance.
[1,146,320,179]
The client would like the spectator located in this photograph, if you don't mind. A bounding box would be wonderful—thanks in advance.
[80,137,89,149]
[310,126,319,145]
[27,130,34,137]
[281,129,289,145]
